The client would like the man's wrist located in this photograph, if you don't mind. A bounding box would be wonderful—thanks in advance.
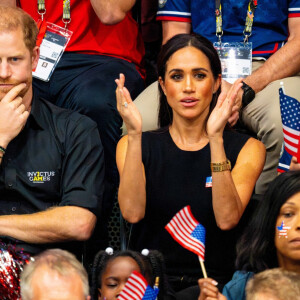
[241,82,255,108]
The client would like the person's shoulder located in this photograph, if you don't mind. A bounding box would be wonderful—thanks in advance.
[222,271,254,300]
[39,98,97,130]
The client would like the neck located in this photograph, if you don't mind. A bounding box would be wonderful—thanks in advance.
[278,256,300,274]
[169,113,209,150]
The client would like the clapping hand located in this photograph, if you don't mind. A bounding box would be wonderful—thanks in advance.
[207,78,243,140]
[115,73,142,136]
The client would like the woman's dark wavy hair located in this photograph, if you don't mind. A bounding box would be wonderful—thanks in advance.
[157,33,222,128]
[90,249,168,300]
[236,171,300,273]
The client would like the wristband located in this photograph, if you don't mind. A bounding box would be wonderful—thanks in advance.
[211,159,231,172]
[0,146,6,154]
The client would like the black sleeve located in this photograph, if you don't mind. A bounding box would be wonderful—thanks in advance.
[59,115,105,217]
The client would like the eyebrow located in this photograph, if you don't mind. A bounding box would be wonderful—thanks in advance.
[168,68,209,74]
[282,201,296,206]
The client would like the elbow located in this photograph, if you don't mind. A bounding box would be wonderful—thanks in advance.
[216,217,239,231]
[98,11,127,25]
[72,217,96,241]
[121,210,145,224]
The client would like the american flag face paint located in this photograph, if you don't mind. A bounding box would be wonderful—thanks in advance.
[277,221,291,238]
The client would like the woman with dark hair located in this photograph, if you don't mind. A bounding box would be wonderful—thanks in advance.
[115,33,265,294]
[199,171,300,300]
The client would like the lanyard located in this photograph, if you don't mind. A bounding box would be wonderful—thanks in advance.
[215,0,257,44]
[37,0,71,28]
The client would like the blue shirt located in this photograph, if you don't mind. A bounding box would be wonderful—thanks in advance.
[157,0,300,58]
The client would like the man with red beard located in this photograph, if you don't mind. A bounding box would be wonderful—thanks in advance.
[0,6,104,262]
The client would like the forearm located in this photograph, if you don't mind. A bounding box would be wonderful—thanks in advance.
[118,134,146,223]
[0,206,96,243]
[90,0,135,24]
[0,0,16,6]
[245,34,300,93]
[210,137,243,230]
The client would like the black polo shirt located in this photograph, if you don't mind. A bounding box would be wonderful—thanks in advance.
[0,92,104,257]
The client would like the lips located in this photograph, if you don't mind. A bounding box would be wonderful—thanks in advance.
[180,97,199,107]
[289,238,300,247]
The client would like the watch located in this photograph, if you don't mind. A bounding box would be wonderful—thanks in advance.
[210,159,231,172]
[241,82,255,108]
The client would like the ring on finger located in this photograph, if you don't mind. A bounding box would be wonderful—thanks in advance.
[123,102,128,108]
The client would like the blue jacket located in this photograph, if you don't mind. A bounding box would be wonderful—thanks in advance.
[222,271,254,300]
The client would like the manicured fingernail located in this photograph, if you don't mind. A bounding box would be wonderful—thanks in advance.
[212,280,218,286]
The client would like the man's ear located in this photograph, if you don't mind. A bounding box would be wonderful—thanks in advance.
[31,46,40,70]
[158,76,166,96]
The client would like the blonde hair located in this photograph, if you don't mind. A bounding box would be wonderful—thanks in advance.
[0,6,38,52]
[246,268,300,300]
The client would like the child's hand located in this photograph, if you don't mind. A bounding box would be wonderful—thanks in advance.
[198,278,227,300]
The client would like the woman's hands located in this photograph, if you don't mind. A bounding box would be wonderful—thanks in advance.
[115,73,142,136]
[207,78,243,140]
[198,278,227,300]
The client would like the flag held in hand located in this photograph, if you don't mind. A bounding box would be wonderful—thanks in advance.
[117,270,159,300]
[165,205,206,261]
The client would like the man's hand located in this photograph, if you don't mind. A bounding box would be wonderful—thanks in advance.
[221,79,243,127]
[0,83,29,148]
[290,156,300,171]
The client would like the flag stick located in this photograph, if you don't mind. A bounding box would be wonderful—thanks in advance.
[198,257,207,278]
[280,81,285,94]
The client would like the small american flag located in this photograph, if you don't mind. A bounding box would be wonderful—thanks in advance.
[279,87,300,161]
[118,271,159,300]
[277,221,291,238]
[165,205,205,261]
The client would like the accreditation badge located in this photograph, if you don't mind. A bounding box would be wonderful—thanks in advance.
[214,42,252,83]
[33,22,72,82]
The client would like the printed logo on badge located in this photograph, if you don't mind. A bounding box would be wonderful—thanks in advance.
[205,176,212,188]
[158,0,167,8]
[27,171,55,184]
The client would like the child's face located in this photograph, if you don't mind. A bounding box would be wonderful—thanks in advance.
[99,256,141,300]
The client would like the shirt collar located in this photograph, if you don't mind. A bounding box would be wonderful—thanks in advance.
[28,92,46,130]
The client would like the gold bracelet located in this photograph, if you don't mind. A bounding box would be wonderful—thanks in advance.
[211,159,231,172]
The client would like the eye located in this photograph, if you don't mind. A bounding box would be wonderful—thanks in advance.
[194,73,206,79]
[170,73,182,80]
[106,283,118,288]
[11,57,20,62]
[283,212,294,218]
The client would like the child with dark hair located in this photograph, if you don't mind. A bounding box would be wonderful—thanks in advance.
[198,171,300,300]
[90,248,173,300]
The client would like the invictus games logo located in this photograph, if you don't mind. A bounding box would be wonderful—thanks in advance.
[27,171,55,183]
[158,0,167,8]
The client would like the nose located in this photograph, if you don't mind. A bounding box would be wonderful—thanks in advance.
[116,284,126,299]
[183,75,195,92]
[0,60,11,79]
